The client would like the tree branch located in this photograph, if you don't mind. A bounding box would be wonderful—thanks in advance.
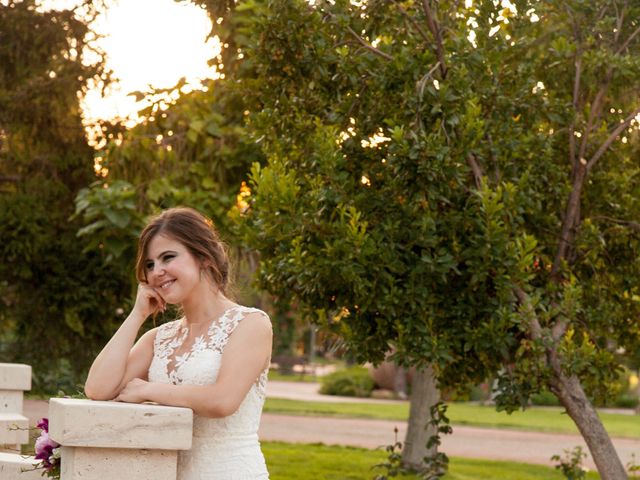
[345,25,393,61]
[551,316,570,343]
[0,175,20,183]
[577,77,610,166]
[569,55,581,172]
[513,287,543,341]
[392,0,430,45]
[551,163,587,278]
[415,62,441,130]
[592,215,640,232]
[616,24,640,54]
[586,105,640,171]
[421,0,447,78]
[612,0,624,44]
[466,153,483,189]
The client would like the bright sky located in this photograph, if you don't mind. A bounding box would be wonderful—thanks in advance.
[42,0,219,123]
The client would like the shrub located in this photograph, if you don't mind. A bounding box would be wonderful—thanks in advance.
[319,366,375,397]
[614,393,639,409]
[531,390,561,406]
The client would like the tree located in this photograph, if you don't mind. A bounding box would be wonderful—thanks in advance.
[73,2,267,308]
[229,1,640,478]
[0,0,129,392]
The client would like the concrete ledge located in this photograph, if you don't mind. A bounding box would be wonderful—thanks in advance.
[48,398,193,450]
[0,414,29,445]
[0,391,23,414]
[0,452,42,480]
[0,364,31,392]
[61,446,178,480]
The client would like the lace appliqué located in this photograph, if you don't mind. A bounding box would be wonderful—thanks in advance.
[147,305,271,479]
[148,306,269,391]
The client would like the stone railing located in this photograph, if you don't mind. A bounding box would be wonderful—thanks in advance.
[0,362,31,448]
[0,363,194,479]
[48,398,193,480]
[0,362,41,479]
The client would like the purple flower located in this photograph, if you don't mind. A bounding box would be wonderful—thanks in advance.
[36,418,49,432]
[34,418,60,469]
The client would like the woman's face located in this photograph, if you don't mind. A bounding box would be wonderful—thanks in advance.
[144,233,202,304]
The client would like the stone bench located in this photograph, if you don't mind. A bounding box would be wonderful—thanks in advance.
[0,363,32,449]
[0,452,41,479]
[0,363,38,479]
[49,398,193,480]
[0,413,29,446]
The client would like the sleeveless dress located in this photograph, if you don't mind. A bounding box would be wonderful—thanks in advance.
[147,305,270,479]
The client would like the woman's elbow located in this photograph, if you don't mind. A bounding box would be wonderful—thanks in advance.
[201,399,239,418]
[84,384,116,401]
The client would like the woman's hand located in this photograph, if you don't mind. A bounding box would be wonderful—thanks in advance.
[131,282,166,320]
[115,378,152,403]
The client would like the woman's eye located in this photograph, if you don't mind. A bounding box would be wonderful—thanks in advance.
[145,262,154,270]
[163,254,175,261]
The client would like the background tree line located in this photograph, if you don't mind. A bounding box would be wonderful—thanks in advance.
[1,1,640,478]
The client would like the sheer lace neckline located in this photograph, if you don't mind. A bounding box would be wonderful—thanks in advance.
[165,305,244,383]
[178,304,239,333]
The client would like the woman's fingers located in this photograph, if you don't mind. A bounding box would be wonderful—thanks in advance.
[135,283,166,316]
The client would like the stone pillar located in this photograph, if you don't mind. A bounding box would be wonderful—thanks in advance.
[48,398,193,480]
[0,363,32,449]
[0,363,40,479]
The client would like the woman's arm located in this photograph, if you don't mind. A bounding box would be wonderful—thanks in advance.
[116,312,272,417]
[85,284,165,401]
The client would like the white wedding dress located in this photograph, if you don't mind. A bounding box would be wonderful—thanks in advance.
[147,305,270,479]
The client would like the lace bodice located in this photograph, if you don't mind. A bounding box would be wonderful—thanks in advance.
[148,305,270,479]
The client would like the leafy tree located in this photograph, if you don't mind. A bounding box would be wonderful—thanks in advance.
[73,26,267,310]
[226,1,640,478]
[0,0,129,392]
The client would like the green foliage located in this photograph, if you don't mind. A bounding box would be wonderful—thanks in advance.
[0,0,129,392]
[628,455,640,479]
[530,390,561,407]
[373,428,404,479]
[320,366,375,397]
[551,447,588,480]
[227,0,640,444]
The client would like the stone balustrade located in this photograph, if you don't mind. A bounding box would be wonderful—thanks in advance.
[0,451,41,479]
[0,363,32,448]
[48,398,193,480]
[0,362,42,479]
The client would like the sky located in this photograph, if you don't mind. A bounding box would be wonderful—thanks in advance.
[42,0,219,123]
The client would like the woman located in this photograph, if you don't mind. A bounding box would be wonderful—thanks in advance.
[85,207,272,479]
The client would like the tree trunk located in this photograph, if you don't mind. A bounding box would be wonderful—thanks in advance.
[550,371,627,480]
[402,365,440,470]
[394,364,408,400]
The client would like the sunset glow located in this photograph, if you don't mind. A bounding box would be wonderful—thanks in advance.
[43,0,219,123]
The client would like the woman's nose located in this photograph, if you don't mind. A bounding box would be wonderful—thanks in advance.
[150,265,166,279]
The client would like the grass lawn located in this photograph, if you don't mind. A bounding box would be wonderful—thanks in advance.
[263,441,600,479]
[263,398,640,438]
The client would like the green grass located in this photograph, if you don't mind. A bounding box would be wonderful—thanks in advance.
[263,441,600,479]
[263,398,640,438]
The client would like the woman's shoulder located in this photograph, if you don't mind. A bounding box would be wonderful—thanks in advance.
[226,304,272,330]
[233,304,269,317]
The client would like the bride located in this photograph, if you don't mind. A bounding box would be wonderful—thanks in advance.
[84,207,272,479]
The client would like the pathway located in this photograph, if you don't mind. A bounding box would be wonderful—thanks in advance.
[22,381,639,470]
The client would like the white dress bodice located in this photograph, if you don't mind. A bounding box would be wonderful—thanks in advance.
[148,305,270,479]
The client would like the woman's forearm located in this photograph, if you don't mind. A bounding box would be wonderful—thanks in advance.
[85,310,146,400]
[145,382,233,418]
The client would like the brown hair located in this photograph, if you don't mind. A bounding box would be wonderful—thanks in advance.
[135,207,231,295]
